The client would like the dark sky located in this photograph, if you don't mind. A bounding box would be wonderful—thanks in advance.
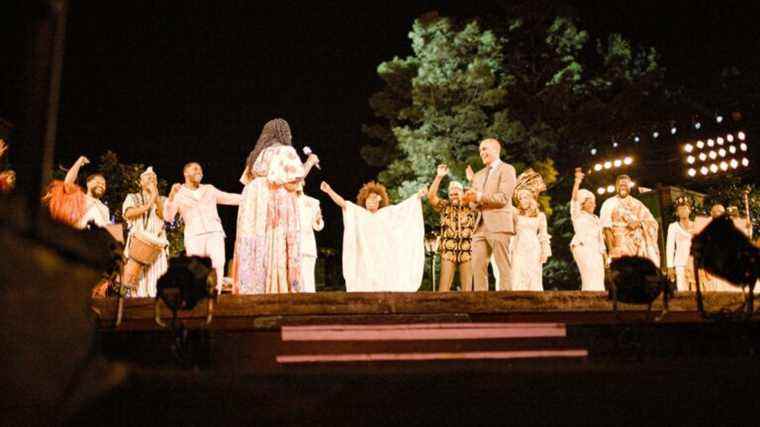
[2,0,757,250]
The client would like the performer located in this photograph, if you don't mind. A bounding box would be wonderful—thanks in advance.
[43,156,110,229]
[666,196,696,292]
[428,164,476,292]
[510,169,551,291]
[122,167,169,297]
[234,118,318,294]
[462,138,517,291]
[0,139,14,193]
[297,184,324,293]
[164,162,241,293]
[570,168,606,291]
[600,175,660,267]
[320,180,427,292]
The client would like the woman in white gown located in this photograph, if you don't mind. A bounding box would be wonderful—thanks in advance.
[570,168,606,291]
[510,170,551,291]
[320,180,427,292]
[666,196,696,292]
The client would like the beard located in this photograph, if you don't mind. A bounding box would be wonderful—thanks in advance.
[90,187,105,199]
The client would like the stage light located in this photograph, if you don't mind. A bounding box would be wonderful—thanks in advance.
[630,181,636,187]
[742,158,750,167]
[613,159,622,168]
[717,137,724,145]
[718,148,726,157]
[634,136,640,143]
[612,142,619,148]
[710,164,719,173]
[594,164,603,172]
[607,185,615,193]
[700,166,709,175]
[738,131,746,141]
[727,134,735,143]
[709,151,717,160]
[695,122,702,130]
[604,161,612,169]
[623,156,633,165]
[683,144,694,153]
[671,127,677,134]
[686,155,695,164]
[699,153,707,161]
[688,168,697,177]
[729,145,737,154]
[707,139,715,147]
[716,115,724,123]
[653,131,659,138]
[696,140,705,149]
[597,187,605,195]
[730,159,739,169]
[740,143,748,151]
[590,148,597,155]
[720,161,729,171]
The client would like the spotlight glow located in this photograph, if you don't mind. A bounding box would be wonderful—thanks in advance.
[597,187,605,195]
[612,142,619,148]
[710,164,719,173]
[708,151,717,160]
[687,155,695,164]
[696,140,705,149]
[688,168,697,177]
[718,148,726,157]
[738,131,746,141]
[607,185,615,193]
[700,166,709,175]
[653,131,659,138]
[707,139,715,147]
[604,161,612,169]
[699,153,707,161]
[695,122,702,130]
[716,115,724,123]
[740,143,748,151]
[730,159,739,169]
[630,182,636,187]
[729,145,737,154]
[594,164,603,172]
[684,144,694,153]
[613,159,622,168]
[727,134,735,142]
[720,161,728,171]
[717,137,724,145]
[634,136,640,143]
[623,156,633,165]
[742,158,750,167]
[590,148,597,155]
[671,127,677,134]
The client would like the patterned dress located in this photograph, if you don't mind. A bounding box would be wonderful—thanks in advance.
[434,200,476,264]
[122,193,169,298]
[234,144,304,294]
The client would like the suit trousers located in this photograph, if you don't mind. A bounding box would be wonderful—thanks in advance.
[185,232,226,292]
[472,230,512,291]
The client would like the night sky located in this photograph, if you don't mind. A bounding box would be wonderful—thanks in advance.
[2,0,758,251]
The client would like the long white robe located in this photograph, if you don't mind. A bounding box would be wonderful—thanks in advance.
[342,196,425,292]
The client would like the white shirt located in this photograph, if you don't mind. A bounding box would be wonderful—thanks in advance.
[666,221,693,268]
[298,194,324,257]
[76,195,110,229]
[570,200,605,254]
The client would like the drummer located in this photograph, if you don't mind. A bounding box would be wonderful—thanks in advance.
[122,167,169,297]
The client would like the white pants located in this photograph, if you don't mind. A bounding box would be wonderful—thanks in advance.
[185,232,226,292]
[571,243,605,291]
[301,255,317,293]
[675,266,689,292]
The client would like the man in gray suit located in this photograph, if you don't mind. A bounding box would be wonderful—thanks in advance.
[463,138,517,291]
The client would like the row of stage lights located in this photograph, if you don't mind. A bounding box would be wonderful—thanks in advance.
[591,156,634,172]
[682,131,749,177]
[596,181,635,195]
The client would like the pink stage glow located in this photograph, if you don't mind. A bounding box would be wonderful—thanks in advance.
[281,323,568,341]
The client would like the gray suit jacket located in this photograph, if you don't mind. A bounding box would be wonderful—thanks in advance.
[470,161,517,234]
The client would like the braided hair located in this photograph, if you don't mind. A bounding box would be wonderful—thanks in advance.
[245,118,293,171]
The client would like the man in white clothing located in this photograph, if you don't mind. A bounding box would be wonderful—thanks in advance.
[64,156,111,229]
[297,186,324,292]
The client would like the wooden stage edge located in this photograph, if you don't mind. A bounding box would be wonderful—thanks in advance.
[91,291,758,331]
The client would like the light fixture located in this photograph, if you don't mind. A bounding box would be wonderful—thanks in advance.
[653,131,659,138]
[604,161,612,169]
[699,153,708,161]
[700,166,709,175]
[696,140,705,149]
[717,137,724,145]
[738,131,746,141]
[707,139,715,147]
[687,168,697,177]
[607,185,615,193]
[597,187,605,195]
[729,145,737,154]
[623,156,633,165]
[740,143,748,151]
[718,148,726,157]
[612,142,619,148]
[594,164,603,172]
[730,159,739,169]
[671,127,677,134]
[720,161,728,171]
[630,181,636,187]
[742,158,750,167]
[709,151,717,160]
[634,136,640,143]
[716,115,724,123]
[684,144,694,153]
[727,134,735,142]
[710,164,719,173]
[686,155,695,164]
[590,148,597,155]
[613,159,622,168]
[695,122,702,130]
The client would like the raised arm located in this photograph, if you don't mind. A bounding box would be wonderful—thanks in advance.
[64,156,89,185]
[320,181,346,210]
[0,139,7,160]
[213,186,242,206]
[164,183,182,221]
[428,164,448,210]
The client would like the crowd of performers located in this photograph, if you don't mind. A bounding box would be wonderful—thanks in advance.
[1,118,754,296]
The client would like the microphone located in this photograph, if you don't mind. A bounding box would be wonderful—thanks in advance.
[302,146,321,170]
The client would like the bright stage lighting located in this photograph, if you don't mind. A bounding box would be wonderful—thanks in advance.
[720,161,728,171]
[613,159,622,168]
[700,166,709,175]
[671,127,677,134]
[695,122,702,130]
[738,131,746,141]
[612,142,619,148]
[594,164,603,172]
[653,131,659,138]
[699,153,707,161]
[742,158,750,167]
[696,140,705,149]
[727,134,735,142]
[740,143,748,151]
[623,156,633,165]
[716,115,724,123]
[634,136,640,143]
[686,155,695,164]
[708,151,717,160]
[688,168,697,177]
[729,145,737,154]
[718,148,726,157]
[707,139,715,147]
[604,161,612,169]
[607,185,615,193]
[730,159,739,169]
[590,148,597,155]
[717,137,724,145]
[710,164,719,173]
[684,144,693,153]
[597,187,605,195]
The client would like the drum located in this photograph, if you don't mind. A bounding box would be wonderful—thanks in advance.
[128,230,167,266]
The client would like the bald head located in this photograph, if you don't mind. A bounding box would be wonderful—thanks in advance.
[479,138,502,166]
[183,162,203,186]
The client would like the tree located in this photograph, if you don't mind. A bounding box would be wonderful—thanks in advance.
[363,6,670,289]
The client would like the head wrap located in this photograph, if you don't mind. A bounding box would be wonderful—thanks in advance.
[140,166,156,179]
[577,188,596,206]
[513,168,546,205]
[448,181,463,191]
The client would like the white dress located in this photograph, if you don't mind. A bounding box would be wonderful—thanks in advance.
[510,212,551,291]
[666,221,694,292]
[570,200,606,291]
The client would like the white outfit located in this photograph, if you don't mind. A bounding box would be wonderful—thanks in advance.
[342,196,425,292]
[123,193,169,298]
[298,194,324,293]
[666,221,694,292]
[570,199,606,291]
[510,213,551,291]
[76,195,110,229]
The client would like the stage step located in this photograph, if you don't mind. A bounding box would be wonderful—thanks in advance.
[276,323,588,365]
